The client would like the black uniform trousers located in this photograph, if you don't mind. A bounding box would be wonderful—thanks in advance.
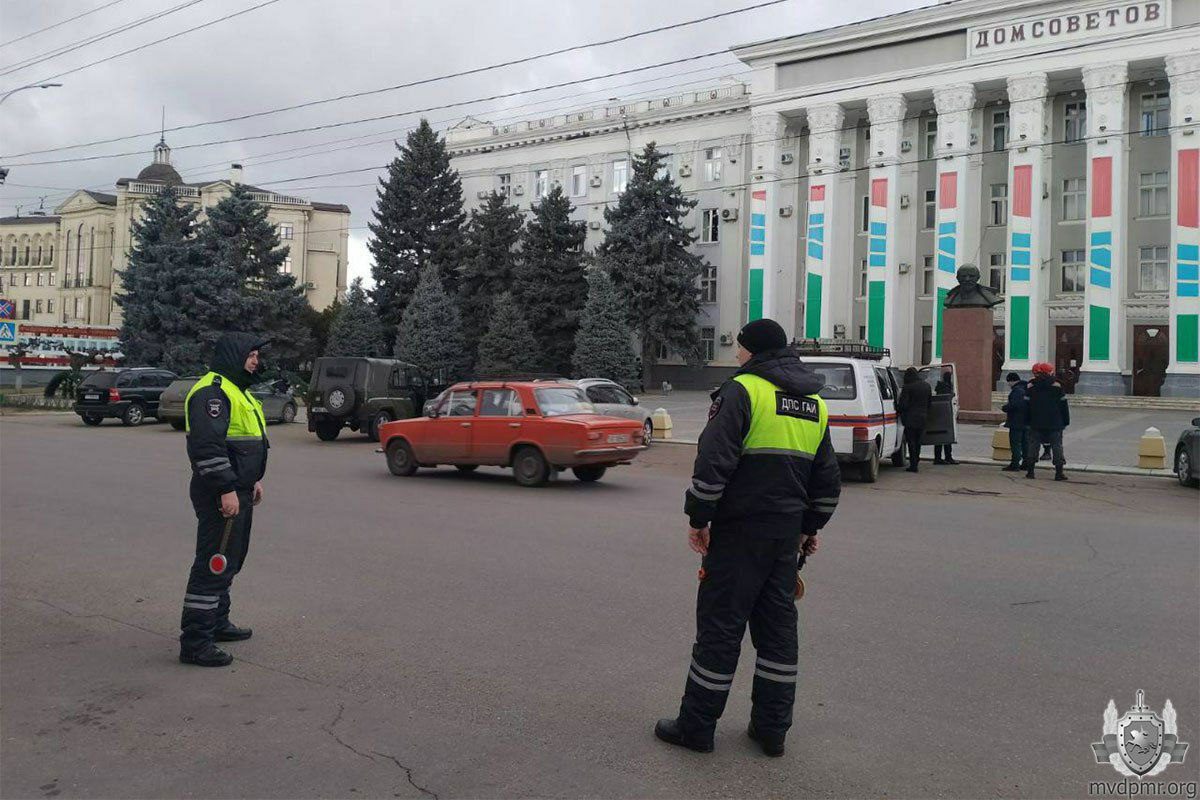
[180,479,253,655]
[904,425,925,469]
[677,524,800,744]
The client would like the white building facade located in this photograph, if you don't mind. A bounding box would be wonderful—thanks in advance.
[456,0,1198,394]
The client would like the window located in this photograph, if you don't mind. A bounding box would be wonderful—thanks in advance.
[612,160,628,194]
[700,327,715,362]
[807,362,856,400]
[23,246,30,265]
[921,326,933,365]
[23,273,30,286]
[48,272,55,286]
[21,299,29,320]
[1064,101,1086,144]
[36,246,42,264]
[860,195,870,232]
[989,253,1007,295]
[447,390,478,417]
[1139,245,1169,291]
[47,299,54,313]
[1061,249,1085,292]
[656,154,673,182]
[1062,177,1086,221]
[498,173,511,197]
[479,389,521,417]
[704,147,722,182]
[858,258,868,297]
[278,223,294,240]
[570,165,586,198]
[1141,92,1169,137]
[1139,171,1169,217]
[281,257,292,274]
[991,110,1008,151]
[36,272,44,286]
[922,255,934,296]
[534,387,593,416]
[35,299,43,314]
[8,247,15,264]
[585,385,621,405]
[700,264,717,303]
[990,183,1008,226]
[874,366,894,400]
[74,297,83,317]
[700,209,719,244]
[858,325,867,340]
[535,169,549,199]
[657,342,669,361]
[923,189,936,229]
[923,118,938,158]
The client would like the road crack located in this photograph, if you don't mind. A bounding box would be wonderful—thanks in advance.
[372,750,439,799]
[322,704,439,799]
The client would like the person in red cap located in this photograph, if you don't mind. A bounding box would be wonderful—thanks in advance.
[1022,362,1069,481]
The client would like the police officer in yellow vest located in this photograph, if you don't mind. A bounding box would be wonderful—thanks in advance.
[179,333,269,667]
[656,319,841,756]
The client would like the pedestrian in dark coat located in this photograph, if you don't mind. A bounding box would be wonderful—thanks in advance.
[896,367,932,472]
[1000,372,1028,471]
[1023,362,1069,481]
[932,368,957,465]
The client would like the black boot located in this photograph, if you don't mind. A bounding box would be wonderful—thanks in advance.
[654,718,713,753]
[179,645,233,667]
[1001,463,1020,472]
[747,722,785,757]
[215,623,253,642]
[1024,466,1036,479]
[1054,468,1068,481]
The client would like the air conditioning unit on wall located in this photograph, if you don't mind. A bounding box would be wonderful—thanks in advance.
[721,208,738,222]
[780,152,794,164]
[476,190,488,199]
[513,185,525,195]
[719,332,733,345]
[590,175,602,187]
[900,140,913,152]
[779,205,794,217]
[588,221,601,230]
[679,164,692,177]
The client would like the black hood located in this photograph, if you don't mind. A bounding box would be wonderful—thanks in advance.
[734,347,824,396]
[211,332,266,389]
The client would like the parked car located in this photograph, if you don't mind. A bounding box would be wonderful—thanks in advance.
[1174,417,1199,488]
[73,367,178,427]
[307,357,445,442]
[159,377,298,430]
[574,378,654,445]
[380,381,646,486]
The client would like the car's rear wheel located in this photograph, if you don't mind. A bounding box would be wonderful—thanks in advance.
[314,420,341,441]
[859,445,879,483]
[455,464,479,473]
[170,419,186,431]
[642,419,654,446]
[573,465,607,482]
[512,446,550,487]
[121,403,145,427]
[386,439,418,476]
[369,409,392,442]
[281,403,297,424]
[81,413,103,426]
[1176,447,1199,488]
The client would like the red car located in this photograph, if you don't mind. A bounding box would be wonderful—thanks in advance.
[379,381,646,486]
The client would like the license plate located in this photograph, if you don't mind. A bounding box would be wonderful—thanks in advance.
[85,394,100,400]
[607,434,630,444]
[311,407,326,413]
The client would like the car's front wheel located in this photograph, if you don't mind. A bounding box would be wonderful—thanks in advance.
[573,465,607,482]
[1176,447,1199,488]
[314,420,341,441]
[281,403,297,424]
[512,446,550,487]
[121,403,145,427]
[386,439,418,476]
[642,419,654,446]
[81,413,103,427]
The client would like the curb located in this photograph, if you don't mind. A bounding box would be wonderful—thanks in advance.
[656,440,1176,480]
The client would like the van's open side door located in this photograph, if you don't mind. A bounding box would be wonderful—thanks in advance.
[916,363,958,446]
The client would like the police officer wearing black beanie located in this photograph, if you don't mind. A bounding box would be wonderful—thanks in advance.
[655,318,841,757]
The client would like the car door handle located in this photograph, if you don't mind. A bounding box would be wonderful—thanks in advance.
[460,422,472,428]
[508,422,521,428]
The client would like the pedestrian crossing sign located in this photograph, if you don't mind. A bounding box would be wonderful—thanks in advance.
[0,321,16,344]
[0,299,13,319]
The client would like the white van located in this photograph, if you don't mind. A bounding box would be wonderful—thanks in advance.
[795,342,958,482]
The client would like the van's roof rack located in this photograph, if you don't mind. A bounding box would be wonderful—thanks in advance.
[791,338,891,360]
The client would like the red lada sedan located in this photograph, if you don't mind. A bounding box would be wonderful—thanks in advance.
[378,381,647,486]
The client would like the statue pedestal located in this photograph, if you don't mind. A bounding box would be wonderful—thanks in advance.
[942,306,995,413]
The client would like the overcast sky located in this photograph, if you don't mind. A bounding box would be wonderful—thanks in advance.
[0,0,927,287]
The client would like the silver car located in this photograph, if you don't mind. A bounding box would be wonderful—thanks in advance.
[160,377,298,430]
[574,378,654,445]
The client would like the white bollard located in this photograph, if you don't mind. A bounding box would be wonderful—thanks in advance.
[1138,426,1166,469]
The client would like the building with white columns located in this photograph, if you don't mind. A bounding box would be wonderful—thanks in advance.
[451,0,1198,394]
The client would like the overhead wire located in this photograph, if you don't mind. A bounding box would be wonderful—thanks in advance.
[0,0,128,50]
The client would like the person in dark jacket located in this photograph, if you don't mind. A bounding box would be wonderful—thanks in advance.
[932,368,958,465]
[179,333,270,667]
[1022,362,1069,481]
[655,319,840,758]
[1000,372,1028,471]
[896,367,932,472]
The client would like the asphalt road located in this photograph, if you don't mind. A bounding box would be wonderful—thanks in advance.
[2,413,1198,799]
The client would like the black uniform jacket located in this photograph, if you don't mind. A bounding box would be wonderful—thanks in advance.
[186,333,269,495]
[684,348,841,536]
[1026,375,1070,430]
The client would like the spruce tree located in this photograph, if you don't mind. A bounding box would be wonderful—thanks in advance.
[515,184,587,376]
[116,186,241,374]
[572,266,638,387]
[475,293,541,377]
[458,191,524,354]
[369,119,466,333]
[326,278,385,357]
[394,266,470,381]
[599,141,706,369]
[199,184,313,371]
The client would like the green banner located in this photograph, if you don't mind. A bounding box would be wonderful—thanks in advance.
[1088,304,1110,362]
[748,268,764,322]
[1178,314,1199,363]
[867,281,885,348]
[804,273,822,338]
[1010,295,1029,361]
[935,287,948,359]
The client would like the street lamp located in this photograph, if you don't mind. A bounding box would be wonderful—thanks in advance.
[0,82,63,106]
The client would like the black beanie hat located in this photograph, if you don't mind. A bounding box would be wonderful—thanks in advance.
[737,318,788,354]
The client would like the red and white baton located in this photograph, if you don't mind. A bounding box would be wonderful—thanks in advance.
[209,516,236,575]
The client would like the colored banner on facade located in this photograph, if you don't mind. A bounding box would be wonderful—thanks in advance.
[1008,164,1033,361]
[804,183,827,338]
[867,178,888,348]
[1177,148,1200,363]
[749,189,768,322]
[1087,155,1115,360]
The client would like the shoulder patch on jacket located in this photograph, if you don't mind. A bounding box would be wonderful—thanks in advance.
[775,392,820,422]
[207,397,224,418]
[708,396,724,420]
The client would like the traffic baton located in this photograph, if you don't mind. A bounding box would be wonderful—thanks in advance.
[794,553,807,602]
[208,516,236,575]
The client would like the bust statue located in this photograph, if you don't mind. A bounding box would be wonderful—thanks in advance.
[944,264,1004,309]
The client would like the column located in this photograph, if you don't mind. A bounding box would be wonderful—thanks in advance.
[866,94,907,352]
[1077,62,1131,395]
[748,112,785,323]
[1004,73,1051,374]
[932,84,978,360]
[801,103,845,339]
[1162,53,1200,397]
